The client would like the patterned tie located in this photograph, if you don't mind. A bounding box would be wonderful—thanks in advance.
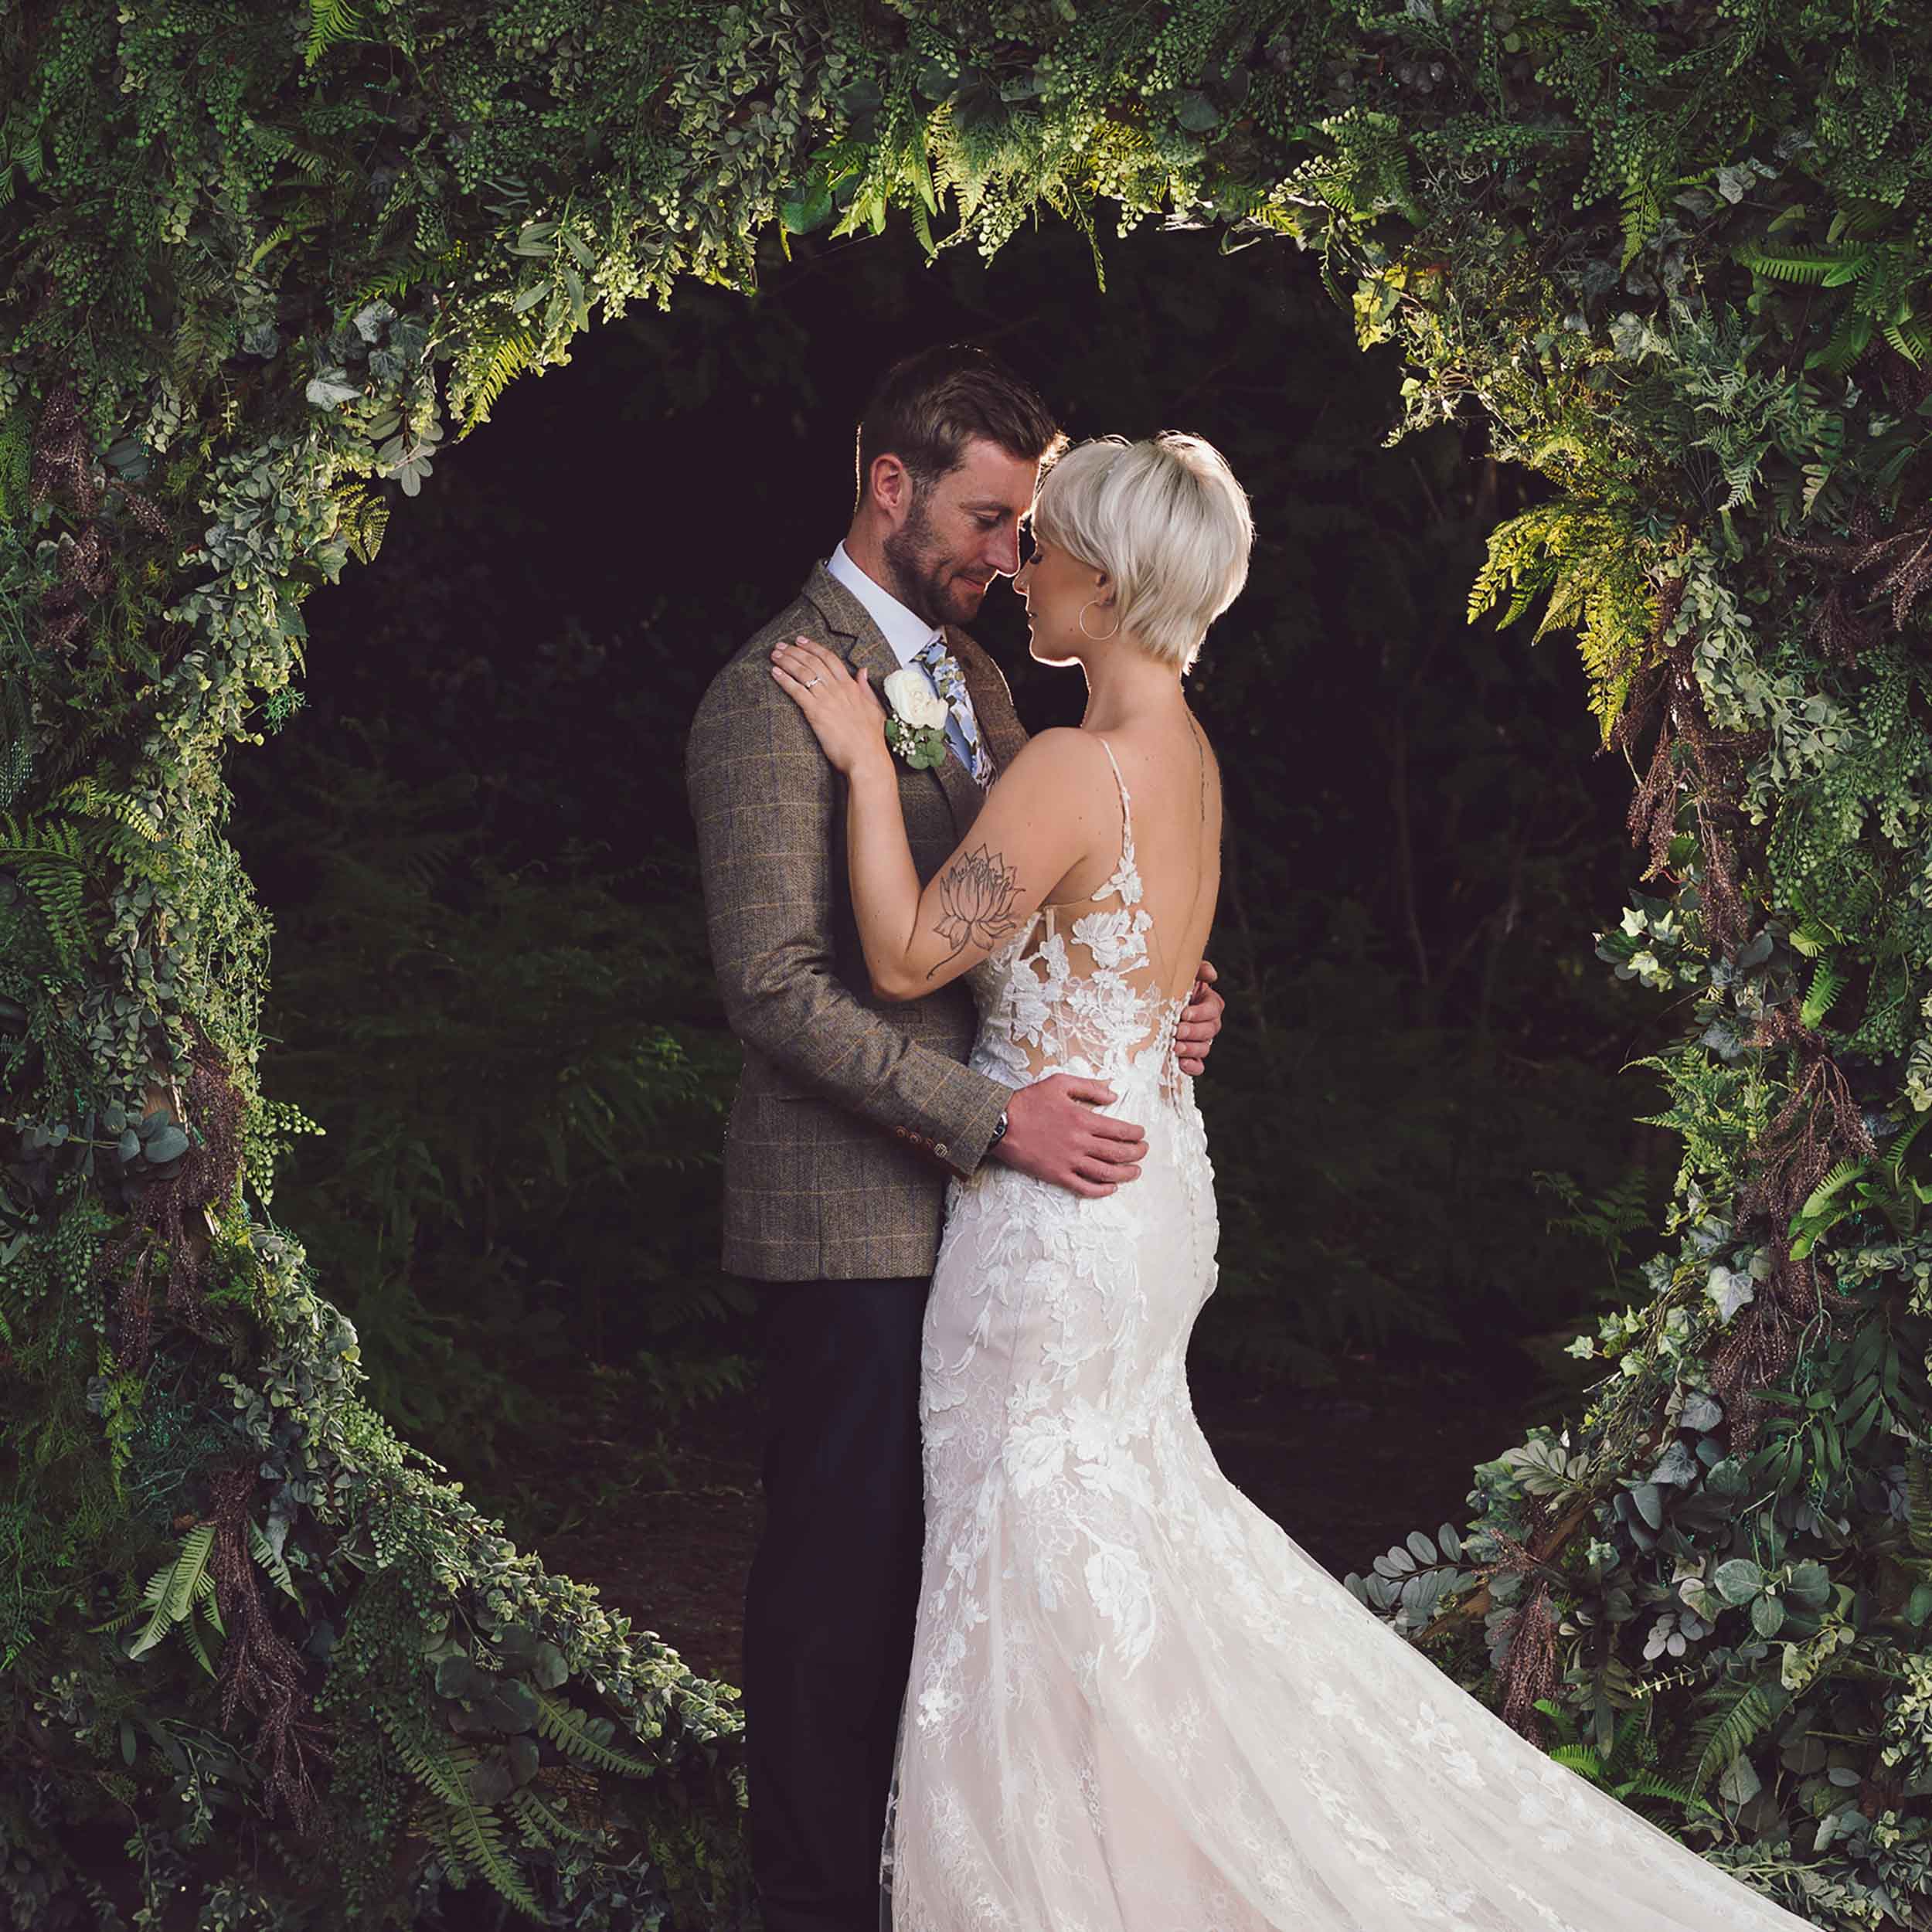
[913,634,994,788]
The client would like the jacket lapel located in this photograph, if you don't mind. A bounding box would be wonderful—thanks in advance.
[800,563,986,838]
[930,736,984,834]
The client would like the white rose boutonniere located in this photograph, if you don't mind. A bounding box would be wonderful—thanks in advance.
[881,666,951,771]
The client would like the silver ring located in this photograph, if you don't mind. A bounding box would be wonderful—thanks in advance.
[805,675,821,687]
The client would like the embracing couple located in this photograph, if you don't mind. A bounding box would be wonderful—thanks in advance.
[686,348,1815,1932]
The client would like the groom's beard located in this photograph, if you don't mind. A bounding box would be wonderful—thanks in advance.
[882,498,994,631]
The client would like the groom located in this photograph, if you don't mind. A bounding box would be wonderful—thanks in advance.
[685,343,1226,1932]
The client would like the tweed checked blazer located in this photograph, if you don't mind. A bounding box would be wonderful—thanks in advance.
[686,561,1032,1281]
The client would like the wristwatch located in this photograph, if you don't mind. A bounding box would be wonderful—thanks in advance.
[989,1109,1009,1148]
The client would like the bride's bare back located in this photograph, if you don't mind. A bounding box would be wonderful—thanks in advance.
[1034,712,1223,1009]
[942,713,1223,1103]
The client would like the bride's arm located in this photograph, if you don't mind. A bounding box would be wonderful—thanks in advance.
[770,634,1097,999]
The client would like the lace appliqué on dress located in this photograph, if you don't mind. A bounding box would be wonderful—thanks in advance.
[879,739,1815,1931]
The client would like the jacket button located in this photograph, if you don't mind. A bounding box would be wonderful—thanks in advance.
[934,1143,949,1161]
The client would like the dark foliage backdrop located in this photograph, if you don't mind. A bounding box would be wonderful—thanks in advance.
[228,211,1669,1521]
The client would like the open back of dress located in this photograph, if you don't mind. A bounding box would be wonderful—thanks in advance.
[964,735,1199,1108]
[880,732,1815,1931]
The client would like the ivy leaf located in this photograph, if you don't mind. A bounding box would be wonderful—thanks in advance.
[1707,1264,1755,1322]
[304,370,362,409]
[1679,1390,1724,1431]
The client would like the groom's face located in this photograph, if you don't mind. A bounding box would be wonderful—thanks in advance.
[880,437,1039,631]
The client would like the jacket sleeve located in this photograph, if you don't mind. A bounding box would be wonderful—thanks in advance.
[685,644,1015,1180]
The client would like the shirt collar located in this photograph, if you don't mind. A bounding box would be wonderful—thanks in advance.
[826,541,943,670]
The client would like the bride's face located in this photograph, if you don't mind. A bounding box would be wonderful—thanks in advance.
[1013,532,1111,668]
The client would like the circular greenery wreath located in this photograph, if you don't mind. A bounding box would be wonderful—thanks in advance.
[3,1,1932,1925]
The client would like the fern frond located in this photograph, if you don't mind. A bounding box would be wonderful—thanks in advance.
[1623,1770,1713,1811]
[247,1518,304,1607]
[332,481,391,566]
[1881,318,1932,366]
[1683,1681,1784,1794]
[374,1706,545,1921]
[532,1687,656,1777]
[1734,243,1868,286]
[122,1523,216,1661]
[1806,308,1874,375]
[433,1787,543,1920]
[1801,955,1847,1029]
[505,1781,599,1848]
[305,0,366,68]
[1795,1157,1867,1225]
[447,311,543,433]
[1905,1443,1932,1559]
[46,779,162,843]
[1619,169,1662,271]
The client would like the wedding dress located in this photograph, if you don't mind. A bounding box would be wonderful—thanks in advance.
[878,736,1816,1930]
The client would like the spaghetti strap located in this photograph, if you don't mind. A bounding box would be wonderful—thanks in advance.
[1094,733,1133,866]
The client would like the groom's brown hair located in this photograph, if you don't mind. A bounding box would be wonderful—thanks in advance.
[855,342,1066,509]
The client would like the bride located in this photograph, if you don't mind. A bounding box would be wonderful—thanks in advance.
[767,432,1815,1931]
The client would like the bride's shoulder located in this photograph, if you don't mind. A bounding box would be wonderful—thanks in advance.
[1002,726,1110,782]
[985,730,1113,827]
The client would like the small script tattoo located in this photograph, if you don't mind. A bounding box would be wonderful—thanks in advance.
[930,844,1024,976]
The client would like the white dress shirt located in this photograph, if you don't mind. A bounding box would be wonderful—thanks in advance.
[825,540,973,774]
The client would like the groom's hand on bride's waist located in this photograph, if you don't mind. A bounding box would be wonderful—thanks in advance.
[989,1074,1147,1198]
[1175,957,1226,1078]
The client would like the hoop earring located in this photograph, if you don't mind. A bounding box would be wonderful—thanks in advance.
[1078,598,1121,643]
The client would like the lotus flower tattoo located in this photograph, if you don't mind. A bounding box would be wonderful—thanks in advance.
[930,844,1025,975]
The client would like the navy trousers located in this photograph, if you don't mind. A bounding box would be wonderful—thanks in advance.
[740,1275,929,1932]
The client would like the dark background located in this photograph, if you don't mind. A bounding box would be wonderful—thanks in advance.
[226,215,1678,1681]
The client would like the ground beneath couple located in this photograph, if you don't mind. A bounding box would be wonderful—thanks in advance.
[496,1334,1594,1688]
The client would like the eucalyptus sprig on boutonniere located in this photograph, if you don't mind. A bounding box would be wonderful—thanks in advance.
[882,666,950,770]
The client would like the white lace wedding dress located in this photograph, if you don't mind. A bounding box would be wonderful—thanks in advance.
[877,738,1815,1930]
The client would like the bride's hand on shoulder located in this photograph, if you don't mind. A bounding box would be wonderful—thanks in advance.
[770,634,890,778]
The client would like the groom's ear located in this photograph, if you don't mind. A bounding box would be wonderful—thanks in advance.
[866,452,913,525]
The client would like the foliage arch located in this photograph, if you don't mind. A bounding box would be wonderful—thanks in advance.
[4,1,1932,1924]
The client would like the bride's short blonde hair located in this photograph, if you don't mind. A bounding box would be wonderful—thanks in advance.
[1031,431,1253,672]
